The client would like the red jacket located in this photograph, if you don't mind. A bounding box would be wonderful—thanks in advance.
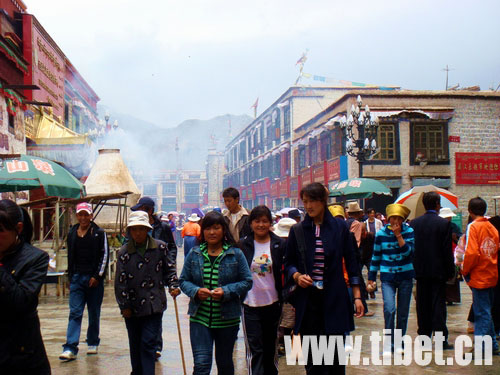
[463,217,499,289]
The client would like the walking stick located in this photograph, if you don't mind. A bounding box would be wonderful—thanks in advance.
[173,296,187,375]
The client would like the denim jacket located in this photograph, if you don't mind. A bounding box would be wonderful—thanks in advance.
[179,244,252,320]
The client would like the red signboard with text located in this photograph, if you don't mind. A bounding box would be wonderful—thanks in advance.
[455,152,500,185]
[301,168,312,187]
[280,176,290,197]
[312,162,326,185]
[31,22,65,119]
[327,158,340,183]
[270,181,280,199]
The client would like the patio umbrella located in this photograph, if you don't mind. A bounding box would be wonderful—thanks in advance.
[0,154,85,199]
[328,178,391,199]
[394,185,458,220]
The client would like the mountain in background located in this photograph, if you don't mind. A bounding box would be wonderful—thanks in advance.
[97,105,252,175]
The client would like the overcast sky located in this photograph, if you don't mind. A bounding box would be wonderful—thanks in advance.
[27,0,500,128]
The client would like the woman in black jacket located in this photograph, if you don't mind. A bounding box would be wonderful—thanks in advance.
[239,205,285,375]
[0,199,51,375]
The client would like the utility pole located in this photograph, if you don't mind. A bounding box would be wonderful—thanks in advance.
[175,137,181,212]
[442,65,453,90]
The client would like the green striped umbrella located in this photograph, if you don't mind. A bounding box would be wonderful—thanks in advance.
[0,154,85,198]
[329,178,391,199]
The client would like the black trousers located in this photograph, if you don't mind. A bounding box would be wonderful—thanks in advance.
[300,288,345,375]
[125,313,162,375]
[242,302,281,375]
[416,279,448,341]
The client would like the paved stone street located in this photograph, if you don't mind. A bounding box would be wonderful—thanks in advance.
[38,260,500,375]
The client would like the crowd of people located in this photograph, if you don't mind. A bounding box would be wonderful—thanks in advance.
[0,183,499,375]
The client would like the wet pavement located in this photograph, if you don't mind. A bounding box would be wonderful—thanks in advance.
[38,258,500,374]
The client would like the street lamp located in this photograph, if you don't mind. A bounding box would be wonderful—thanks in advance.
[339,95,379,178]
[104,111,111,133]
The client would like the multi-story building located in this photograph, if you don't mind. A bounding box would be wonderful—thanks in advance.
[136,170,208,214]
[295,89,500,222]
[223,85,397,210]
[21,12,99,178]
[0,0,29,154]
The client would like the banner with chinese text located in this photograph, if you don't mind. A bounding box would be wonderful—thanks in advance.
[455,153,500,185]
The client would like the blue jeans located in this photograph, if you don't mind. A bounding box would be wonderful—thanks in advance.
[125,313,162,375]
[381,279,413,349]
[189,321,239,375]
[184,236,197,258]
[63,274,104,354]
[471,287,499,352]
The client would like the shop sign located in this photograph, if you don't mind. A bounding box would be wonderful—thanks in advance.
[32,25,65,119]
[456,152,500,185]
[280,176,290,197]
[301,168,312,186]
[270,181,280,199]
[312,161,326,184]
[327,158,340,183]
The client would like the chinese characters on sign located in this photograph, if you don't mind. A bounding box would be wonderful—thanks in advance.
[6,159,56,175]
[7,160,29,173]
[32,159,55,175]
[455,153,500,185]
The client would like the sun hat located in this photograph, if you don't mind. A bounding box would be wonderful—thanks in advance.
[439,207,456,219]
[273,218,296,238]
[127,211,153,230]
[188,213,200,222]
[386,203,411,220]
[76,202,92,214]
[346,201,363,213]
[131,197,155,211]
[328,205,345,219]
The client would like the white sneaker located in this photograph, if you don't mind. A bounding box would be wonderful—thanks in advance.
[59,350,76,361]
[87,346,98,355]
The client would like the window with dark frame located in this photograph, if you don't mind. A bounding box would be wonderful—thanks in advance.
[283,106,291,138]
[373,124,397,161]
[185,183,199,195]
[320,132,332,161]
[299,146,306,170]
[309,138,318,165]
[411,121,449,164]
[162,182,176,195]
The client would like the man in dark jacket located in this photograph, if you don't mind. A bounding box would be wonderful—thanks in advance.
[60,202,109,360]
[130,196,177,359]
[410,191,454,349]
[222,187,251,243]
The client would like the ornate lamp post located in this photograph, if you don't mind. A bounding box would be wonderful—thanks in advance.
[339,95,379,178]
[104,111,111,133]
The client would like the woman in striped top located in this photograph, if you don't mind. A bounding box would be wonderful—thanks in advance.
[179,211,252,375]
[367,203,414,355]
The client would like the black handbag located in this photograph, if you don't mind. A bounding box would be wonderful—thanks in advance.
[282,223,307,303]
